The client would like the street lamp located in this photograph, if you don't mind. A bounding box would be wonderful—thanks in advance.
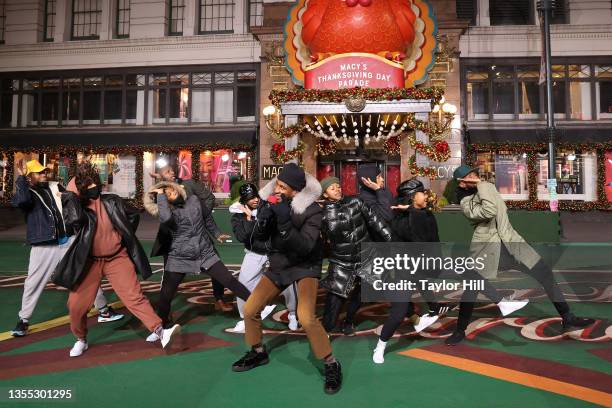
[538,0,558,199]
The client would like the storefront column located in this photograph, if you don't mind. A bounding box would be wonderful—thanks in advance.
[415,112,431,188]
[284,114,299,164]
[301,133,317,176]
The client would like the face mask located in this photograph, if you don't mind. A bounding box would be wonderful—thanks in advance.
[36,181,49,188]
[456,186,477,203]
[85,186,101,200]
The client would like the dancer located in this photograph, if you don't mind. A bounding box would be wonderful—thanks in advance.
[318,176,392,336]
[231,163,342,395]
[155,166,233,312]
[229,182,295,333]
[11,160,122,337]
[143,180,268,341]
[371,179,525,361]
[53,162,180,357]
[372,179,447,363]
[357,163,394,223]
[447,165,595,345]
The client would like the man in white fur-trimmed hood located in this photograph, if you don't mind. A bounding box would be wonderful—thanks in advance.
[231,163,342,395]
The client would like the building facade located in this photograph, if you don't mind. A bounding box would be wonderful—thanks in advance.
[458,0,612,208]
[0,0,264,203]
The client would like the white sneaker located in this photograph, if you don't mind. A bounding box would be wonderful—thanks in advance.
[414,314,439,333]
[232,320,245,333]
[146,332,160,342]
[161,324,181,349]
[372,339,387,364]
[498,297,529,317]
[261,304,277,320]
[69,339,88,357]
[288,313,299,331]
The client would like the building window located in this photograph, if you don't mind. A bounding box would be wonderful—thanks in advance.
[199,0,234,33]
[466,66,489,120]
[199,150,251,194]
[44,0,56,41]
[116,0,130,38]
[491,66,514,119]
[0,79,15,127]
[248,0,263,27]
[0,0,6,44]
[62,77,81,124]
[568,65,592,120]
[517,65,541,119]
[456,0,476,25]
[147,73,189,124]
[537,150,597,201]
[489,0,532,26]
[237,71,256,121]
[476,151,529,199]
[168,0,185,35]
[72,0,102,40]
[550,0,569,24]
[596,65,612,119]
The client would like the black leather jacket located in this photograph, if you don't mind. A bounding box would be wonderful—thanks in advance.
[230,200,271,255]
[320,196,392,297]
[52,192,150,290]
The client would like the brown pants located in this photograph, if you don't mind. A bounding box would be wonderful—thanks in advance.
[244,275,332,360]
[68,250,162,339]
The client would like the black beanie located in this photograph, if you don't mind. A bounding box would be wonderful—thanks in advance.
[277,163,307,192]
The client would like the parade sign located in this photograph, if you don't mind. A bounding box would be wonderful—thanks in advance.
[304,53,405,90]
[284,0,438,89]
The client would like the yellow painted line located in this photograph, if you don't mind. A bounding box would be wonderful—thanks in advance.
[0,301,124,342]
[400,349,612,407]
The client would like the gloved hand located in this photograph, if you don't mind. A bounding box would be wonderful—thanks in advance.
[271,200,291,224]
[257,204,274,223]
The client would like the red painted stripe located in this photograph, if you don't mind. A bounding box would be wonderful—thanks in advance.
[420,343,612,394]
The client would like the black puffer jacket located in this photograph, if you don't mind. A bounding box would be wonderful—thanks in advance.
[391,207,440,243]
[320,196,393,297]
[254,174,324,287]
[52,192,149,290]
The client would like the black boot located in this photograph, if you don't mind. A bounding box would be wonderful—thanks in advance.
[342,322,356,336]
[232,346,269,372]
[562,313,595,332]
[445,330,465,346]
[324,360,342,395]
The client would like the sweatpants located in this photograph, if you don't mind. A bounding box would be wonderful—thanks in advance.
[322,284,361,332]
[456,257,569,331]
[68,249,162,339]
[19,236,108,321]
[236,250,296,318]
[244,275,332,360]
[157,261,251,328]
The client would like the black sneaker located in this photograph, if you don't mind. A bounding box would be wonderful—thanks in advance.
[11,319,29,337]
[342,322,356,337]
[445,330,465,346]
[232,347,269,372]
[324,360,342,395]
[562,314,595,332]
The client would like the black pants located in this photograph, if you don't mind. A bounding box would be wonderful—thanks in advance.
[157,261,251,328]
[212,278,225,301]
[322,286,361,332]
[380,302,416,341]
[379,269,503,341]
[456,259,570,331]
